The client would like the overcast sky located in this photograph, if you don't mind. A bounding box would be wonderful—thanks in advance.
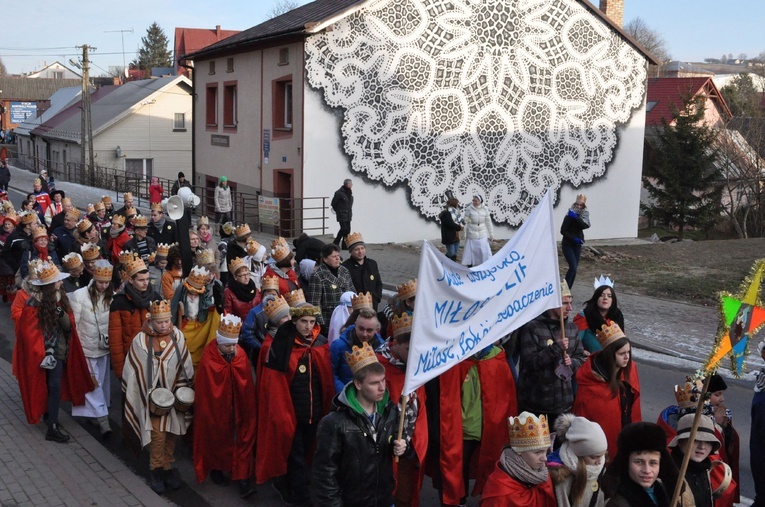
[2,0,762,76]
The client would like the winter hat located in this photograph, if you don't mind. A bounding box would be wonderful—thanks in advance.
[669,413,721,453]
[707,373,727,393]
[555,414,607,458]
[219,176,227,183]
[616,422,669,457]
[178,171,186,179]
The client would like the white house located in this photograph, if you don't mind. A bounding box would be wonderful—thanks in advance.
[22,76,192,182]
[25,61,82,80]
[184,0,656,242]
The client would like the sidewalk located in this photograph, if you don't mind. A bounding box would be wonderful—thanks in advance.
[0,358,171,507]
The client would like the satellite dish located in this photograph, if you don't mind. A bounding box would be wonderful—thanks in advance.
[166,195,184,220]
[177,186,201,207]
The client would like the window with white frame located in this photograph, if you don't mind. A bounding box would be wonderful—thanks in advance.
[125,158,154,179]
[174,113,186,130]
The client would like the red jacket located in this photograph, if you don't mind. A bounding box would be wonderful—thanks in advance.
[572,354,641,461]
[223,285,260,321]
[480,459,555,507]
[149,184,163,204]
[263,266,300,296]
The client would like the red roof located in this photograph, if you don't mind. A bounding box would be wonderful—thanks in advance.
[174,26,240,75]
[646,77,732,126]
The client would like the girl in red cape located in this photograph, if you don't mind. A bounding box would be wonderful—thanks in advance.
[13,261,93,442]
[481,411,555,506]
[572,321,641,460]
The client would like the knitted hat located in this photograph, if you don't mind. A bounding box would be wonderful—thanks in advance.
[669,414,721,453]
[555,414,607,458]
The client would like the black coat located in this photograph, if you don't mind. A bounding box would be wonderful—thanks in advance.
[439,208,462,245]
[312,389,400,507]
[560,209,590,246]
[147,219,178,246]
[0,165,10,185]
[331,187,353,223]
[1,228,31,273]
[295,236,326,263]
[342,256,383,308]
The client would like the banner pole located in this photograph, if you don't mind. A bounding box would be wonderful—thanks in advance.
[669,373,712,507]
[394,394,409,463]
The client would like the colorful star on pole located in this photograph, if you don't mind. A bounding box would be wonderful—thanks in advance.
[704,259,765,377]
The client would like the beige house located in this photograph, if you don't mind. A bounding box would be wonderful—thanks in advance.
[19,76,192,182]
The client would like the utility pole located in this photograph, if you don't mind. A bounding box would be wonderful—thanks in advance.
[77,44,96,184]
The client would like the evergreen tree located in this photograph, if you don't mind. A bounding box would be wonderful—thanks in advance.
[642,95,723,239]
[131,22,172,71]
[720,73,760,117]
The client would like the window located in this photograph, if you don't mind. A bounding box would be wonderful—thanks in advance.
[174,113,186,130]
[209,61,216,75]
[226,57,234,72]
[125,158,154,179]
[646,101,658,112]
[206,84,218,128]
[284,82,293,128]
[272,77,294,136]
[278,48,289,65]
[223,82,238,129]
[53,71,64,79]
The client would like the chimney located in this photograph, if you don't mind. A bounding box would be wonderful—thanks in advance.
[599,0,624,27]
[216,25,221,39]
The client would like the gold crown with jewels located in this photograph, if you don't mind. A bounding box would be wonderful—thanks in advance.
[218,313,243,339]
[271,236,288,250]
[148,300,172,320]
[125,257,148,278]
[397,278,417,301]
[261,275,280,291]
[229,257,247,274]
[62,253,83,270]
[391,312,413,338]
[674,377,704,409]
[345,342,379,375]
[351,292,374,311]
[156,243,171,257]
[81,242,101,261]
[195,248,215,266]
[92,260,113,282]
[133,215,149,227]
[264,296,290,322]
[271,243,291,262]
[184,265,209,294]
[284,288,306,307]
[111,214,126,227]
[595,320,626,349]
[246,238,262,256]
[234,223,251,238]
[508,412,551,452]
[345,231,364,250]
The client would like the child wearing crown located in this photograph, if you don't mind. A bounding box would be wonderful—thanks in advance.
[122,299,194,495]
[481,412,555,506]
[573,276,626,353]
[312,342,409,506]
[193,314,257,498]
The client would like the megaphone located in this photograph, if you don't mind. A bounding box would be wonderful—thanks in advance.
[177,186,201,207]
[166,195,184,220]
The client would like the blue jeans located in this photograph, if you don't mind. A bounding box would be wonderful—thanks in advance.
[445,242,459,258]
[562,242,581,288]
[46,359,64,425]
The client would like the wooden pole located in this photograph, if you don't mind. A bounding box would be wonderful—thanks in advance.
[669,372,713,507]
[394,394,409,463]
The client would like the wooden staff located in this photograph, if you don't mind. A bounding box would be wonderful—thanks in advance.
[394,394,409,463]
[669,372,713,507]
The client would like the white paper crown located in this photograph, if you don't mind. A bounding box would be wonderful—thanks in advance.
[594,275,614,290]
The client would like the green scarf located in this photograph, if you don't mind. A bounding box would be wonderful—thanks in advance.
[345,384,390,416]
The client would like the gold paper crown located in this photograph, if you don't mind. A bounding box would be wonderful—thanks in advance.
[391,312,413,338]
[133,215,149,227]
[32,226,48,240]
[20,211,37,225]
[184,265,209,294]
[125,206,137,218]
[218,313,243,338]
[221,222,235,235]
[195,248,215,266]
[62,253,83,270]
[284,288,306,307]
[289,304,321,318]
[123,192,133,200]
[229,257,248,274]
[508,412,551,452]
[146,252,157,264]
[77,218,93,233]
[111,214,126,227]
[27,259,44,280]
[234,223,251,238]
[65,209,81,220]
[271,236,288,250]
[271,243,291,262]
[397,278,417,301]
[246,238,262,256]
[156,243,171,257]
[197,216,209,227]
[125,257,148,278]
[81,242,101,261]
[94,201,105,211]
[34,261,63,285]
[3,212,18,225]
[595,320,626,349]
[351,292,374,311]
[345,342,379,375]
[576,194,587,204]
[61,197,72,205]
[150,202,163,211]
[675,377,704,409]
[33,178,42,185]
[86,203,95,214]
[119,250,136,265]
[264,296,291,322]
[345,232,364,250]
[92,260,113,282]
[560,280,571,298]
[101,195,112,204]
[148,300,172,320]
[261,275,280,291]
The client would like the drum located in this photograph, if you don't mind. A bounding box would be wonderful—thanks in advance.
[149,388,174,416]
[174,386,195,413]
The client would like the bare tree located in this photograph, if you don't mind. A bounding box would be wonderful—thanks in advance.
[624,17,671,77]
[0,57,6,77]
[717,127,764,238]
[269,0,300,18]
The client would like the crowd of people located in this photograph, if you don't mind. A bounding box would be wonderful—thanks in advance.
[3,172,763,507]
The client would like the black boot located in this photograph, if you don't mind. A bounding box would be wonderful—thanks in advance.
[164,468,183,491]
[238,478,256,499]
[149,469,165,494]
[45,424,70,443]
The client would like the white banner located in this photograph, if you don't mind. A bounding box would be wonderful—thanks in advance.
[402,189,562,395]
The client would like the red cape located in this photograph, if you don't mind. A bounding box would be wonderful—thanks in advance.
[572,355,641,461]
[480,460,555,507]
[379,352,428,507]
[13,303,94,424]
[254,326,334,484]
[437,349,518,505]
[263,266,300,296]
[193,340,257,483]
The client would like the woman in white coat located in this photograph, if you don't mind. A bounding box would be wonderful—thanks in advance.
[69,259,114,435]
[462,195,494,267]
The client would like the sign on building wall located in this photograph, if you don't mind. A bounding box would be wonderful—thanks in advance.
[10,102,37,124]
[258,196,280,226]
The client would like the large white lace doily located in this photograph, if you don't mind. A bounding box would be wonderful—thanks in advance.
[305,0,647,225]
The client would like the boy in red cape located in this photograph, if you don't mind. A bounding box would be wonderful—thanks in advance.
[427,343,517,506]
[480,412,555,506]
[193,313,257,499]
[255,301,334,506]
[377,312,428,507]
